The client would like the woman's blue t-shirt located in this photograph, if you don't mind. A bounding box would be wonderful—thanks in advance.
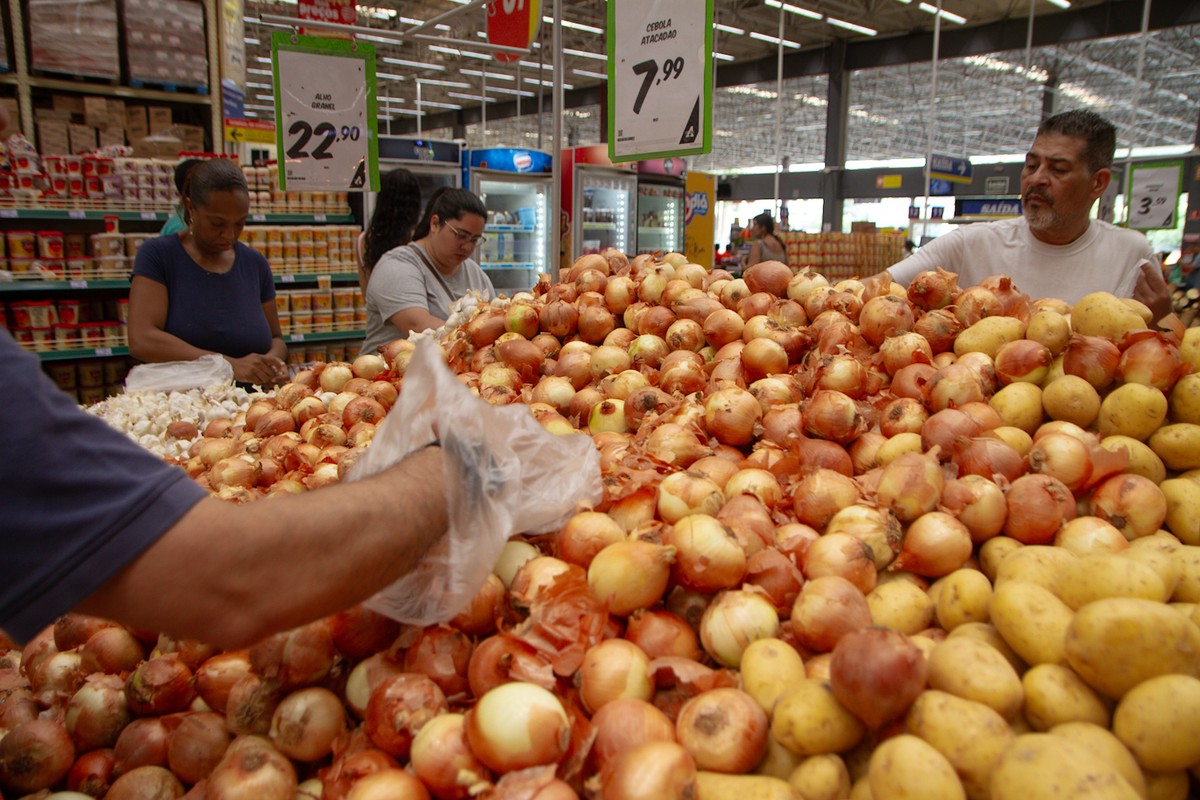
[133,234,276,358]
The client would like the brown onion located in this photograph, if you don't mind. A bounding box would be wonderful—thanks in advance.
[597,741,698,800]
[803,390,865,443]
[940,475,1007,542]
[675,687,769,773]
[624,610,703,661]
[792,469,861,529]
[1003,473,1076,544]
[0,718,75,794]
[803,532,878,593]
[364,673,448,759]
[891,512,973,577]
[830,627,928,729]
[1062,334,1120,389]
[1088,473,1168,541]
[790,575,872,653]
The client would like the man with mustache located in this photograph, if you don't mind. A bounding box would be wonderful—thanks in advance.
[887,109,1169,322]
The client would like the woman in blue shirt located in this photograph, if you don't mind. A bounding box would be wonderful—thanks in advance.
[129,158,289,387]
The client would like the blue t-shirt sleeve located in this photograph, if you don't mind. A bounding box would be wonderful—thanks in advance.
[132,235,173,285]
[0,332,207,642]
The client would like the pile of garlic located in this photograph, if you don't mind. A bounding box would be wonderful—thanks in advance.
[86,383,268,459]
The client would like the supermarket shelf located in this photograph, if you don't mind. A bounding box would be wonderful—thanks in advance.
[27,75,212,105]
[582,222,617,230]
[0,208,169,221]
[37,345,130,362]
[284,329,365,344]
[0,279,130,292]
[484,224,536,233]
[276,272,358,285]
[482,262,537,270]
[637,227,677,235]
[247,213,355,224]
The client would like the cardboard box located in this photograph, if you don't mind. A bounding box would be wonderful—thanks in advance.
[148,106,173,133]
[177,124,204,151]
[98,126,126,147]
[125,106,149,139]
[39,120,71,154]
[35,108,73,122]
[83,96,110,127]
[68,124,98,154]
[0,99,19,140]
[106,98,126,126]
[132,133,182,158]
[52,95,85,115]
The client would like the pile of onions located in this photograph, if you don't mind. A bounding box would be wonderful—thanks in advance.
[7,256,1195,800]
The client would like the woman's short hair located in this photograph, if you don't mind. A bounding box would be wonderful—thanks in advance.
[184,158,248,210]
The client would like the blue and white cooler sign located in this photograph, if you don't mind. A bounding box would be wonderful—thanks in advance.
[272,33,379,191]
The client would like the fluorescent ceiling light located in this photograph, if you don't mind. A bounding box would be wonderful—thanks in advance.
[377,72,408,81]
[918,3,968,23]
[749,31,801,47]
[428,44,493,60]
[485,86,536,97]
[826,16,877,35]
[247,68,272,76]
[254,56,273,64]
[416,78,471,88]
[378,95,406,104]
[417,100,463,109]
[245,103,275,111]
[519,60,554,71]
[357,5,397,19]
[543,16,603,34]
[572,68,608,80]
[381,57,446,71]
[524,77,574,89]
[714,52,736,61]
[243,111,258,118]
[764,0,822,20]
[243,37,259,44]
[564,47,606,61]
[448,92,496,103]
[246,81,272,89]
[385,108,425,117]
[462,68,515,81]
[715,23,745,34]
[1044,0,1070,6]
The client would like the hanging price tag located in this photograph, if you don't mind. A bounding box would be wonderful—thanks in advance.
[608,0,713,162]
[1128,161,1182,231]
[272,33,380,191]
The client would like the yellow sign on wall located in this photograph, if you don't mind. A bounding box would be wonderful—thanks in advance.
[685,171,716,269]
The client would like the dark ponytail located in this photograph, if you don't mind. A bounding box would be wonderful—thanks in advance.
[753,212,776,235]
[413,187,487,240]
[364,168,422,270]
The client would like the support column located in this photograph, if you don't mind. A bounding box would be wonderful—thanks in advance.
[821,38,849,233]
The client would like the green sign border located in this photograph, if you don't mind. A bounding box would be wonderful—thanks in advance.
[270,32,380,192]
[1127,160,1184,232]
[606,0,714,163]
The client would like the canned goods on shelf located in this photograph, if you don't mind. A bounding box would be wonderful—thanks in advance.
[37,231,65,260]
[45,362,77,390]
[102,358,128,385]
[79,386,106,406]
[26,300,57,328]
[7,230,36,259]
[78,361,105,388]
[289,291,312,312]
[57,300,82,325]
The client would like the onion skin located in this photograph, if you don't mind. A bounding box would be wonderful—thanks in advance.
[0,718,76,794]
[830,628,929,729]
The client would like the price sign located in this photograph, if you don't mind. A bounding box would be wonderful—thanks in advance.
[487,0,542,62]
[271,33,379,192]
[1128,161,1182,231]
[607,0,712,162]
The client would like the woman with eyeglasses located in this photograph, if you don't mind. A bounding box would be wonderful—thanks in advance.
[361,186,497,353]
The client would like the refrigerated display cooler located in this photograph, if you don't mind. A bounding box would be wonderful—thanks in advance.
[636,157,687,256]
[464,147,553,293]
[561,145,638,269]
[368,137,462,223]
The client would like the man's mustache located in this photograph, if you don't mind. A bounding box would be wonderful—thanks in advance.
[1024,188,1052,204]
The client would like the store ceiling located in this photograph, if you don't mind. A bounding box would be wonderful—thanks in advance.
[240,0,1200,172]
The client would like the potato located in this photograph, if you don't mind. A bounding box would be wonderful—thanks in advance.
[1181,327,1200,372]
[1099,435,1167,483]
[1063,597,1200,697]
[1071,291,1148,341]
[786,754,850,800]
[1117,547,1181,599]
[741,638,807,715]
[993,545,1075,590]
[1021,663,1110,731]
[990,733,1141,800]
[1053,553,1170,608]
[867,734,965,800]
[1168,373,1200,424]
[979,536,1023,581]
[954,316,1026,358]
[1120,297,1154,324]
[990,581,1074,666]
[989,382,1044,433]
[1142,770,1191,800]
[1041,374,1101,428]
[928,637,1024,719]
[876,431,923,465]
[1112,674,1200,772]
[1097,384,1168,440]
[756,736,804,780]
[906,690,1014,800]
[866,578,934,635]
[696,771,799,800]
[1147,423,1200,471]
[1025,309,1071,356]
[771,680,865,757]
[1050,722,1147,798]
[948,623,1026,674]
[991,425,1033,455]
[1156,479,1200,546]
[849,775,874,800]
[1171,545,1200,602]
[934,569,993,630]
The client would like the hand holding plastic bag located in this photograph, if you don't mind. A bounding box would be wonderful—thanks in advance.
[344,339,603,625]
[123,354,234,393]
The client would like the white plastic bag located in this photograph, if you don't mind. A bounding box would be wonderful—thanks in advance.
[345,339,603,625]
[123,355,234,393]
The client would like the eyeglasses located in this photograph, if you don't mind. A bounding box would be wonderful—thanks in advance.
[443,221,487,245]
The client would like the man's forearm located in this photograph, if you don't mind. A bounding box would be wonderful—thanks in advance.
[79,446,449,649]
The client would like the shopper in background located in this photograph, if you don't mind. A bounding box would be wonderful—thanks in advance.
[356,167,422,294]
[887,109,1170,323]
[128,158,289,387]
[361,186,496,353]
[159,157,204,237]
[743,211,788,267]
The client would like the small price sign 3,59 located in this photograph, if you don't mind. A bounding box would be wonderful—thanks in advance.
[271,32,380,192]
[608,0,713,162]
